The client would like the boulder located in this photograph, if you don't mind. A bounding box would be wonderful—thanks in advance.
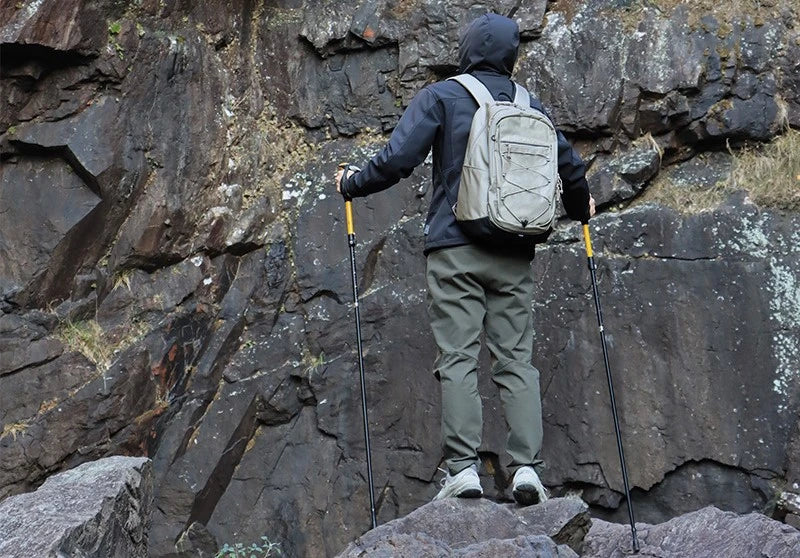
[584,506,800,557]
[0,456,153,558]
[336,497,589,557]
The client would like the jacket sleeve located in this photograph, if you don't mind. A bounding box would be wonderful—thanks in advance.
[340,86,443,199]
[531,99,591,223]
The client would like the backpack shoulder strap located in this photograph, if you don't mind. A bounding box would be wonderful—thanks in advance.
[513,82,530,108]
[448,74,495,106]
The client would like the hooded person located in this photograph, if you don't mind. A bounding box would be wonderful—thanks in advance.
[337,13,594,504]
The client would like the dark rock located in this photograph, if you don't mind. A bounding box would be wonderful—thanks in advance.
[536,195,800,522]
[0,156,101,299]
[336,497,587,557]
[588,140,661,206]
[0,346,159,499]
[0,456,153,558]
[175,521,219,558]
[584,506,800,557]
[522,2,790,145]
[0,0,111,56]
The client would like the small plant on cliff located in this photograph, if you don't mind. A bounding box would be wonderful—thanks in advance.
[55,318,148,373]
[215,536,282,557]
[56,319,114,371]
[107,20,124,59]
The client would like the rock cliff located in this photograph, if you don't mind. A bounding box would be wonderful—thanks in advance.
[2,1,799,556]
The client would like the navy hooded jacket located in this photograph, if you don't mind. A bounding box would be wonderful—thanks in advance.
[340,13,591,256]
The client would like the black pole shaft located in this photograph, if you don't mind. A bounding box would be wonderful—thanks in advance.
[587,255,639,552]
[348,233,378,529]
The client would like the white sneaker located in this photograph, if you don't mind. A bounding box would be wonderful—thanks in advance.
[512,466,548,506]
[434,464,483,500]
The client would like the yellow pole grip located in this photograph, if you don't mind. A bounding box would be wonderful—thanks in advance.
[345,200,355,235]
[583,224,593,258]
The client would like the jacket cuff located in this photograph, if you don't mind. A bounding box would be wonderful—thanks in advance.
[340,172,357,200]
[563,179,591,222]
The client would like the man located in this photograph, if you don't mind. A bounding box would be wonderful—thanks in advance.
[336,13,595,505]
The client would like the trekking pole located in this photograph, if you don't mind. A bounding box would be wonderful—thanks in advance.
[340,164,378,530]
[582,223,639,553]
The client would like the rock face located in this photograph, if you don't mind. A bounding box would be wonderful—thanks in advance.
[2,0,800,557]
[0,456,153,558]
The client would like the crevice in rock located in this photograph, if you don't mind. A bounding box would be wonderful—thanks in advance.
[359,236,386,296]
[374,477,393,518]
[602,251,721,262]
[585,458,779,525]
[182,392,261,530]
[301,289,342,305]
[222,240,265,257]
[298,30,400,61]
[1,353,61,378]
[6,141,101,197]
[478,451,508,492]
[0,42,94,72]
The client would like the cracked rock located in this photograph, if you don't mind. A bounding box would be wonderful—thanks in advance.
[0,456,153,558]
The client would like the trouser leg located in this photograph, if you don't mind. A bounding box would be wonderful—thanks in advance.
[483,256,543,471]
[426,246,485,474]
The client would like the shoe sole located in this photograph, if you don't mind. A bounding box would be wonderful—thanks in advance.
[513,484,543,506]
[457,488,482,498]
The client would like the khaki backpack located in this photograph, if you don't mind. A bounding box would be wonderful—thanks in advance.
[448,74,562,240]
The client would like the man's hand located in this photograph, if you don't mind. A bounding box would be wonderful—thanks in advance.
[589,195,596,218]
[335,165,358,194]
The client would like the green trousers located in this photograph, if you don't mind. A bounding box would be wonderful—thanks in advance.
[426,244,543,475]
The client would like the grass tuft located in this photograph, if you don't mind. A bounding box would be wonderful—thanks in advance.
[56,320,113,371]
[55,318,149,372]
[730,128,800,211]
[637,128,800,214]
[1,420,31,441]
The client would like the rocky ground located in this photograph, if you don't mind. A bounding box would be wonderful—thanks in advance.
[337,497,800,557]
[2,0,800,556]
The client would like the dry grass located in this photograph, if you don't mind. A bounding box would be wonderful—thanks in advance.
[638,128,800,213]
[55,318,149,372]
[637,169,729,214]
[730,128,800,210]
[56,320,114,371]
[1,420,31,441]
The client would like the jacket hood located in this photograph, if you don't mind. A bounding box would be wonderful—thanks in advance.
[458,13,519,76]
